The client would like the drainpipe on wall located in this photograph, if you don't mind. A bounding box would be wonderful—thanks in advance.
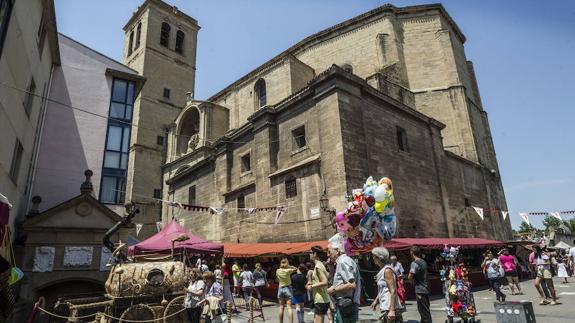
[25,63,55,214]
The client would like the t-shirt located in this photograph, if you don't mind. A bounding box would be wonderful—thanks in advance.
[292,273,307,296]
[232,264,241,279]
[409,258,430,295]
[486,259,502,279]
[240,270,254,287]
[499,255,516,273]
[536,254,551,270]
[253,270,267,287]
[276,268,296,287]
[311,261,330,304]
[332,254,361,304]
[185,280,206,308]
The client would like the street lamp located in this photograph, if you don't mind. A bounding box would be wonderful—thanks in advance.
[319,193,337,233]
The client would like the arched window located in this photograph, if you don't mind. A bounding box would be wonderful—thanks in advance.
[177,107,200,155]
[128,30,134,56]
[255,78,266,108]
[175,30,185,54]
[135,22,141,49]
[160,22,170,47]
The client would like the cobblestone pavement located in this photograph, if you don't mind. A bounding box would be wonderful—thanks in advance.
[227,277,575,322]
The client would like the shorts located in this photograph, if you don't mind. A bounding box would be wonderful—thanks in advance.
[314,302,329,315]
[277,286,293,300]
[505,271,518,278]
[379,310,404,323]
[292,294,306,304]
[537,267,552,279]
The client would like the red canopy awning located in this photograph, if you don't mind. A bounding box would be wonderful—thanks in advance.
[222,239,413,258]
[222,238,503,258]
[393,238,505,249]
[129,219,223,255]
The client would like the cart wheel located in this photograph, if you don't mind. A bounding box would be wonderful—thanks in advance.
[120,304,156,322]
[163,295,187,323]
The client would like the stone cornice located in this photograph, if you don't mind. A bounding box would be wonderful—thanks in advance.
[207,3,464,102]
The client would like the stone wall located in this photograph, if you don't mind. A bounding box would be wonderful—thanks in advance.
[165,68,512,242]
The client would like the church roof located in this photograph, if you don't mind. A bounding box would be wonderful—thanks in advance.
[208,3,465,102]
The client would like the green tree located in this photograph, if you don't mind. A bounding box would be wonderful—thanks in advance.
[543,215,563,233]
[518,221,536,234]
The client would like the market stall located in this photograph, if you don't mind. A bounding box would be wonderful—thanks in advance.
[128,219,224,256]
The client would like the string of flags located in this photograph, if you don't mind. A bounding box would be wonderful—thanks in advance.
[468,206,575,225]
[131,198,290,236]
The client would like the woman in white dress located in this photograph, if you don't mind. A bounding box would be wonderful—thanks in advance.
[557,255,569,284]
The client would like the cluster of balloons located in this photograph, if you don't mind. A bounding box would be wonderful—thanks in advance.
[335,176,397,256]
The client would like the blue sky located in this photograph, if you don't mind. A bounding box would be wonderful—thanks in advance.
[54,0,575,230]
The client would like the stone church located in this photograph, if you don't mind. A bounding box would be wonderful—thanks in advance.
[121,1,511,242]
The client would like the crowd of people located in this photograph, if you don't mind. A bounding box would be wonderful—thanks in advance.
[182,241,433,323]
[182,240,575,322]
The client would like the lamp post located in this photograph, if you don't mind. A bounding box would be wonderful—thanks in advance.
[320,193,337,237]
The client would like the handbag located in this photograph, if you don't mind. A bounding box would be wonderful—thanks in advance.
[336,297,355,317]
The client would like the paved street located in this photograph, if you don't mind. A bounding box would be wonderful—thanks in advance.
[233,278,575,322]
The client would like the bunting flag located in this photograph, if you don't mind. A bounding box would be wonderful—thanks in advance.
[502,211,508,221]
[135,223,143,236]
[472,206,484,221]
[155,221,162,232]
[519,213,530,225]
[209,207,224,215]
[248,208,257,214]
[275,206,287,225]
[550,212,562,221]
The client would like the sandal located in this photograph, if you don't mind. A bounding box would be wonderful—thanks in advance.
[550,301,561,305]
[540,300,550,305]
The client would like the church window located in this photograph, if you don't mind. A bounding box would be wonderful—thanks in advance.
[128,30,134,56]
[188,185,196,205]
[237,195,245,209]
[241,153,251,173]
[156,135,164,145]
[396,126,409,152]
[0,0,15,57]
[285,177,297,199]
[292,125,307,150]
[135,22,141,49]
[255,78,266,108]
[160,22,170,47]
[175,30,185,54]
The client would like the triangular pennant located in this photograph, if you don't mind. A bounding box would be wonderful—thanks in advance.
[473,206,484,221]
[502,211,508,220]
[275,206,287,225]
[135,223,143,236]
[210,207,224,215]
[156,221,162,232]
[550,212,562,220]
[519,213,530,225]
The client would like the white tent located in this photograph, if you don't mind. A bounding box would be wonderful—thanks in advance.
[554,241,572,250]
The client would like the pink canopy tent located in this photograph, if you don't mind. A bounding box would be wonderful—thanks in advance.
[128,219,223,255]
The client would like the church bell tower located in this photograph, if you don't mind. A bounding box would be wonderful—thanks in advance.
[121,0,199,236]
